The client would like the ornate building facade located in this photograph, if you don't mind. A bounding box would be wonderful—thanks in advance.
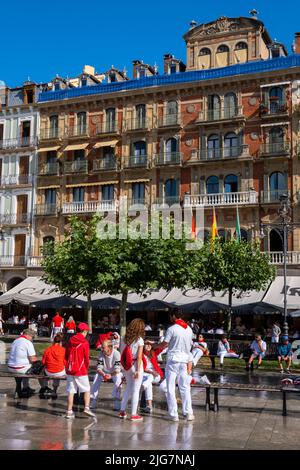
[2,15,300,291]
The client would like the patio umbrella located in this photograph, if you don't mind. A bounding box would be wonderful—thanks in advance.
[181,299,227,314]
[30,296,86,309]
[129,299,174,311]
[91,297,123,309]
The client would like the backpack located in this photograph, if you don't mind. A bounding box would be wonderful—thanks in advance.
[66,343,84,375]
[121,344,147,371]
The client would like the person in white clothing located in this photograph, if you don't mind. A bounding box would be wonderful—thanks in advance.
[7,329,38,398]
[191,334,209,366]
[90,340,123,410]
[246,334,267,370]
[271,322,281,344]
[119,318,145,422]
[141,340,164,413]
[217,335,240,368]
[154,312,194,422]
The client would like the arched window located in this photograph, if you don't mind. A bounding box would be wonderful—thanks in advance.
[269,87,284,113]
[206,176,219,194]
[165,137,178,161]
[165,179,178,204]
[224,92,238,118]
[224,174,238,193]
[218,229,231,242]
[207,134,220,159]
[224,132,238,157]
[235,42,248,50]
[207,95,221,120]
[269,229,283,252]
[216,45,229,67]
[198,48,211,69]
[269,127,284,153]
[234,228,248,241]
[269,171,286,201]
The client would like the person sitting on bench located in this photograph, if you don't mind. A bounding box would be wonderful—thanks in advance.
[277,335,292,374]
[246,334,267,370]
[191,334,209,367]
[217,335,240,368]
[7,328,38,398]
[40,332,66,398]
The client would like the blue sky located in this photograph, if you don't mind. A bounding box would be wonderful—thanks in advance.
[1,0,300,87]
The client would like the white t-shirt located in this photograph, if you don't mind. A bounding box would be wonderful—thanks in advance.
[251,340,267,354]
[217,341,230,354]
[192,341,207,350]
[130,337,144,360]
[8,337,36,367]
[164,323,193,363]
[145,356,153,370]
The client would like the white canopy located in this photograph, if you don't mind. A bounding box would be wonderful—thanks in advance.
[263,276,300,310]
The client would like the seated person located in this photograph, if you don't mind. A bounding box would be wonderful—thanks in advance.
[277,335,292,373]
[217,335,240,368]
[191,334,209,366]
[90,340,123,410]
[40,333,66,397]
[246,334,267,370]
[141,340,165,414]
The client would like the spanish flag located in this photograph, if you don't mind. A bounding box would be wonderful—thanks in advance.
[211,206,218,241]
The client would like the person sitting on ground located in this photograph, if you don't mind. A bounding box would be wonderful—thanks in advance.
[40,333,66,398]
[90,340,123,411]
[140,340,165,414]
[246,334,267,370]
[217,335,240,368]
[277,335,292,374]
[65,322,96,419]
[191,334,209,367]
[7,329,38,398]
[65,316,76,334]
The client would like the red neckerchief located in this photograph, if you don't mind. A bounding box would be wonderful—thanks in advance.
[19,335,29,340]
[175,319,188,329]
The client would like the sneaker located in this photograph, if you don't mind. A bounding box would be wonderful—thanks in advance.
[169,416,179,422]
[119,411,127,419]
[83,408,96,418]
[286,368,291,374]
[130,415,143,421]
[90,400,97,410]
[65,411,75,419]
[239,353,244,359]
[142,406,152,414]
[186,414,195,421]
[280,369,284,374]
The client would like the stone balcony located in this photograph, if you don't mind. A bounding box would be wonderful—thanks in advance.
[184,191,258,207]
[62,200,118,214]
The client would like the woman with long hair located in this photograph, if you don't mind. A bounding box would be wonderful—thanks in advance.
[119,318,145,421]
[65,316,76,334]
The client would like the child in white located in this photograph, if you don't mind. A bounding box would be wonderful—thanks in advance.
[217,335,239,366]
[141,341,164,412]
[191,334,209,366]
[90,340,123,410]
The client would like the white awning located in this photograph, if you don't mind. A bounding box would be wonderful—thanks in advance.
[263,276,300,310]
[93,140,118,149]
[63,143,89,151]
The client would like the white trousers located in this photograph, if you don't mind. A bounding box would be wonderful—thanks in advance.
[165,361,193,418]
[121,365,143,416]
[217,351,239,364]
[191,348,204,366]
[91,372,123,400]
[51,327,63,339]
[142,373,161,401]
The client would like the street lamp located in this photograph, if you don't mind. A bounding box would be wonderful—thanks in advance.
[260,193,297,336]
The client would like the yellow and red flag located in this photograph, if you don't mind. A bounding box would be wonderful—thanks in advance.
[211,206,218,241]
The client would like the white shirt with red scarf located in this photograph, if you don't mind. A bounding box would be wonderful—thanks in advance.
[8,336,36,368]
[164,321,193,363]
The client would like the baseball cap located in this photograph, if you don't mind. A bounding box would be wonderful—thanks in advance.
[77,322,91,332]
[281,335,289,341]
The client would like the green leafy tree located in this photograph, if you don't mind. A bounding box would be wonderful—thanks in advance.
[42,216,114,329]
[191,238,276,333]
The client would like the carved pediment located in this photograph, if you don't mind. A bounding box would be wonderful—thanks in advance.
[198,17,239,37]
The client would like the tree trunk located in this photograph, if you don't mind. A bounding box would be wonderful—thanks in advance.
[86,293,92,330]
[227,287,233,337]
[120,291,128,338]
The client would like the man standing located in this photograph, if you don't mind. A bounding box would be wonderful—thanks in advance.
[271,321,281,344]
[7,329,37,398]
[65,322,95,419]
[154,312,194,421]
[51,312,64,339]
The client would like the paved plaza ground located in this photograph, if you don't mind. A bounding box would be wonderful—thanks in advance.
[0,369,299,450]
